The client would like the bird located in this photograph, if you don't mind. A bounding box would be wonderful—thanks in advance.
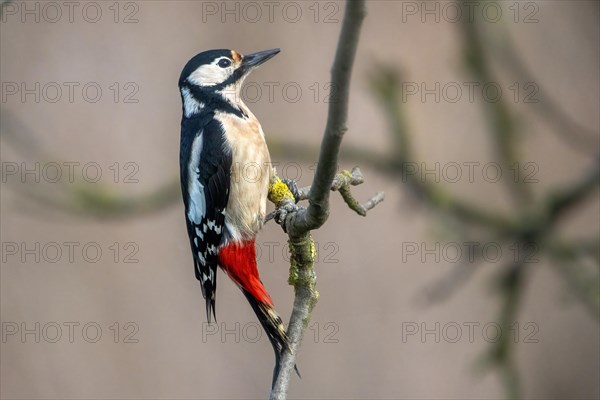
[178,48,289,384]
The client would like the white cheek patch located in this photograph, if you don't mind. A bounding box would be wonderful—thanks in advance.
[187,134,205,224]
[189,63,229,87]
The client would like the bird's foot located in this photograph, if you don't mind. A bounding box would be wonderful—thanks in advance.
[265,177,303,230]
[274,201,304,233]
[282,178,300,203]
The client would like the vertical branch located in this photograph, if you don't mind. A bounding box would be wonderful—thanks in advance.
[286,0,367,236]
[270,232,317,398]
[270,1,367,398]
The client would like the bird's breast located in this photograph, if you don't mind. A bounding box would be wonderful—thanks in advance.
[215,108,272,241]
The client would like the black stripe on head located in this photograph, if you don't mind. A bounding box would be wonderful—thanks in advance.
[211,67,247,92]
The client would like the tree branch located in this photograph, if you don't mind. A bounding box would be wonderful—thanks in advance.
[282,0,367,237]
[270,1,368,398]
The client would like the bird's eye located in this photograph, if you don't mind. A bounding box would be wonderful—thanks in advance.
[218,59,231,68]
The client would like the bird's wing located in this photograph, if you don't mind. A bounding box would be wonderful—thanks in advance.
[182,118,232,322]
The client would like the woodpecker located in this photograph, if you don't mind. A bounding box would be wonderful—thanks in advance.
[178,48,289,381]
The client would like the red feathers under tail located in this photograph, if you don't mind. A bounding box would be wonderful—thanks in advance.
[218,240,274,307]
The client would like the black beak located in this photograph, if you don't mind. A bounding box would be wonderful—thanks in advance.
[242,48,280,69]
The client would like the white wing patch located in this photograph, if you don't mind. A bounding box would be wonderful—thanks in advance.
[181,87,205,118]
[187,133,205,224]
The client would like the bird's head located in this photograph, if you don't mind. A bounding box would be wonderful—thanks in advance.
[179,48,280,116]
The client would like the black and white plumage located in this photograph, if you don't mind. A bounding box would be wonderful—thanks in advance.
[178,48,291,384]
[180,113,231,321]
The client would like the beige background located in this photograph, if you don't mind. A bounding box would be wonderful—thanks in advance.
[1,1,599,399]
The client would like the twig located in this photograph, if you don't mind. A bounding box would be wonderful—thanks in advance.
[295,167,384,217]
[546,241,600,317]
[267,167,384,223]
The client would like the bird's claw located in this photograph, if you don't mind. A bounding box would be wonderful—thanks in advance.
[274,202,304,233]
[282,178,300,203]
[265,178,302,231]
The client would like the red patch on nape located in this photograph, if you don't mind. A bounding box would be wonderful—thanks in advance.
[218,240,274,307]
[230,50,242,63]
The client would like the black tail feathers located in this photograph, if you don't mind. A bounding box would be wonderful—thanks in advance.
[200,280,217,323]
[241,289,299,388]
